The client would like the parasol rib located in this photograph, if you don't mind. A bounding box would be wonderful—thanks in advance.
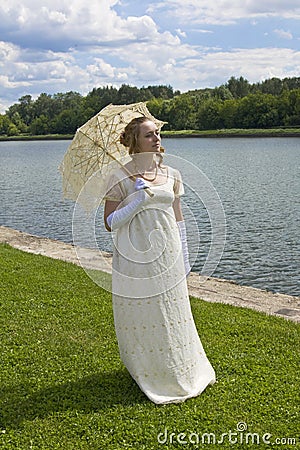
[60,102,165,209]
[75,128,154,197]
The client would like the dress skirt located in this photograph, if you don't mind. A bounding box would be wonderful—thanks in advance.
[109,167,216,404]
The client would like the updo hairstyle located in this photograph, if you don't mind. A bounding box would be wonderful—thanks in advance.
[120,116,164,165]
[120,116,151,155]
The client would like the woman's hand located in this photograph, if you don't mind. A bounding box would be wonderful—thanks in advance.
[105,179,149,232]
[134,177,150,191]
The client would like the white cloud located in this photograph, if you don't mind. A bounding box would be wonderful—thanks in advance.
[175,47,300,90]
[0,0,299,112]
[0,41,19,62]
[1,37,300,112]
[150,0,300,24]
[0,0,177,50]
[0,42,90,109]
[88,45,300,93]
[86,57,128,83]
[273,29,293,40]
[193,29,214,34]
[176,29,187,38]
[0,74,30,89]
[87,58,116,79]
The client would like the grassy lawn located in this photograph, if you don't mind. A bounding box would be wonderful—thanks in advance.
[162,127,300,137]
[0,243,299,449]
[0,134,73,141]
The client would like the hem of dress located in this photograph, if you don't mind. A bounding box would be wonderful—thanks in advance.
[137,376,217,405]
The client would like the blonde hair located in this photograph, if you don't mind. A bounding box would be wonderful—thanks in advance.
[120,117,164,160]
[120,117,148,154]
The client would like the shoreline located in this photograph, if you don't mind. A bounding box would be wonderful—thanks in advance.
[1,130,300,142]
[163,132,300,138]
[1,225,299,323]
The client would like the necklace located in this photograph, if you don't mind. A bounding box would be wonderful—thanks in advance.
[133,160,158,182]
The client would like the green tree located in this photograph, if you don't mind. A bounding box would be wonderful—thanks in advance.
[219,100,239,128]
[7,95,34,125]
[85,86,118,115]
[51,91,83,116]
[147,98,165,121]
[50,109,80,134]
[226,76,251,98]
[7,123,20,136]
[116,84,144,104]
[195,99,223,130]
[212,86,234,100]
[235,93,280,128]
[282,77,300,91]
[158,99,173,129]
[281,89,300,125]
[10,112,28,133]
[33,93,56,119]
[0,115,12,135]
[30,115,50,135]
[167,95,196,130]
[146,85,177,99]
[3,77,300,136]
[257,77,284,95]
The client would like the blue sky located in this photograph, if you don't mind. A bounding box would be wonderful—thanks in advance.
[0,0,300,112]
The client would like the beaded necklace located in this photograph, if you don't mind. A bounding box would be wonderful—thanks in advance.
[133,159,158,182]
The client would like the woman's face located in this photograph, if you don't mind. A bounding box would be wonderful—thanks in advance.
[137,120,161,153]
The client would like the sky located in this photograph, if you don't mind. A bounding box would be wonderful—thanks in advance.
[0,0,300,112]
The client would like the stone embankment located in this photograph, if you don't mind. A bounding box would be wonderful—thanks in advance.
[1,226,299,323]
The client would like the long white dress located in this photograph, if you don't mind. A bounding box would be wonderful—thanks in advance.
[105,165,216,404]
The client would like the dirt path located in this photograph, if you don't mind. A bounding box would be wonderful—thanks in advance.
[1,226,299,323]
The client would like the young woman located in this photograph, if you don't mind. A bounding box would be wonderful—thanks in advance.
[104,117,215,404]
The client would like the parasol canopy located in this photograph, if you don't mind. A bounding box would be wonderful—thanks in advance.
[59,102,166,211]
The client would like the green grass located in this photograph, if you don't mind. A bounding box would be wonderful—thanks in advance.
[0,134,73,141]
[162,127,300,137]
[0,243,299,449]
[1,127,300,142]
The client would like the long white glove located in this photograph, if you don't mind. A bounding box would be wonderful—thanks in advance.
[107,178,149,231]
[177,220,191,276]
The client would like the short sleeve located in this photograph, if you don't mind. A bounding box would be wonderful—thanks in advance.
[104,172,126,202]
[172,168,185,197]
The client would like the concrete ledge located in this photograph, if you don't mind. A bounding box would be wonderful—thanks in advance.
[1,225,299,323]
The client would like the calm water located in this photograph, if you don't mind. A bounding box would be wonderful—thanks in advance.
[0,138,299,297]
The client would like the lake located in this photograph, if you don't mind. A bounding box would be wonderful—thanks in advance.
[0,137,299,297]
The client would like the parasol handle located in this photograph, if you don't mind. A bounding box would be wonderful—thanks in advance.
[106,150,154,197]
[127,175,154,198]
[144,187,154,198]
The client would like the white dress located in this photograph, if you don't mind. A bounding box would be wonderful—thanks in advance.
[105,165,216,404]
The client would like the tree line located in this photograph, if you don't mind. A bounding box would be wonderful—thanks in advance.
[0,76,299,136]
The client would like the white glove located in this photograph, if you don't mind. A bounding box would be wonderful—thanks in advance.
[177,220,191,276]
[134,177,149,190]
[107,178,149,231]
